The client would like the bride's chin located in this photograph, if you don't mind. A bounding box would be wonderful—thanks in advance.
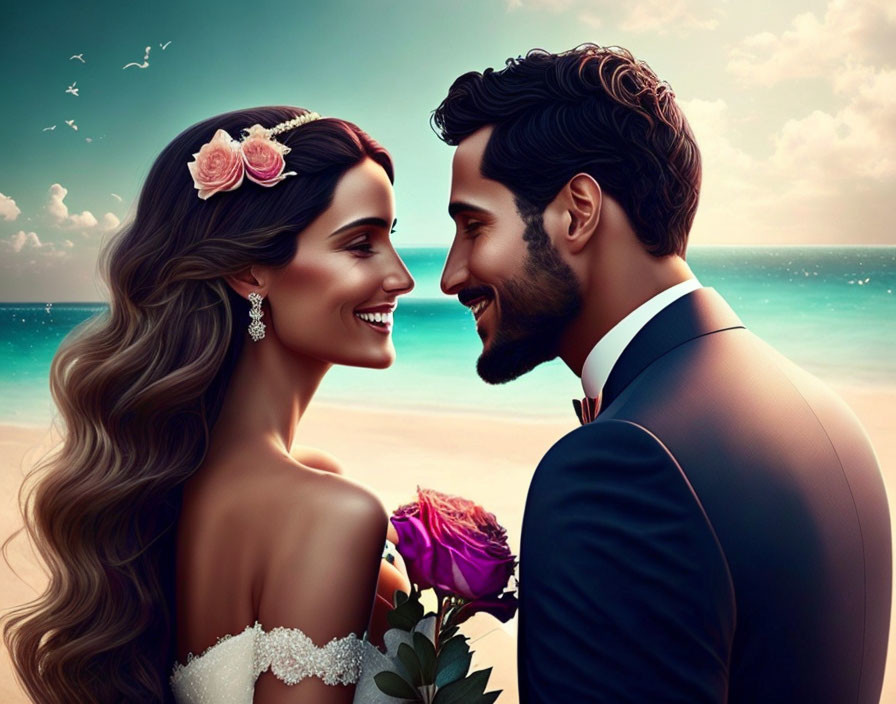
[332,350,396,370]
[361,354,396,370]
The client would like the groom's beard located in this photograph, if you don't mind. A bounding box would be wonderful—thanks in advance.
[476,217,583,385]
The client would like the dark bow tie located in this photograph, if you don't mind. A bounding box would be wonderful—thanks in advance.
[573,392,602,425]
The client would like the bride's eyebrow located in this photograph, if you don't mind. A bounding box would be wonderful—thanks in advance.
[328,217,394,238]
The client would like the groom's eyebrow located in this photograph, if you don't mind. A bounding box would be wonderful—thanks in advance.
[328,217,395,237]
[448,202,490,220]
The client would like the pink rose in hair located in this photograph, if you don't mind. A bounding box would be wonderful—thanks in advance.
[240,124,297,187]
[186,129,245,200]
[391,488,517,611]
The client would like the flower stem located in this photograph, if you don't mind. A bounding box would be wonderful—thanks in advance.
[434,596,448,650]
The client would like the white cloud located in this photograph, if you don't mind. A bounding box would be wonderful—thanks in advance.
[7,230,42,252]
[680,85,896,244]
[506,0,574,10]
[46,184,69,221]
[0,192,21,221]
[765,61,896,195]
[46,183,98,229]
[700,0,896,243]
[727,0,896,86]
[101,212,121,231]
[620,0,721,34]
[679,99,764,243]
[579,11,602,28]
[2,230,74,261]
[68,211,98,228]
[507,0,720,33]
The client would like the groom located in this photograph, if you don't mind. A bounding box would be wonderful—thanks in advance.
[433,45,891,702]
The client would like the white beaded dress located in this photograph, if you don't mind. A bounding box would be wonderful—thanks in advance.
[169,542,401,703]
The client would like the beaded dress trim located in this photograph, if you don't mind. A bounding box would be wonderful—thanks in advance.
[170,621,364,690]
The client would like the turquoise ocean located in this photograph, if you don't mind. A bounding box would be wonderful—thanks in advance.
[2,246,894,426]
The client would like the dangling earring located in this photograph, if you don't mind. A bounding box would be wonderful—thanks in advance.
[247,292,266,342]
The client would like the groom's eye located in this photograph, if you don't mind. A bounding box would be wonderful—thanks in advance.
[464,221,483,237]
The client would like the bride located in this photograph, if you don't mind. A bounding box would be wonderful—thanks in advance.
[3,106,415,702]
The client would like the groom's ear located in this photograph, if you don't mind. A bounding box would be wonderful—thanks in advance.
[546,173,602,256]
[224,265,268,301]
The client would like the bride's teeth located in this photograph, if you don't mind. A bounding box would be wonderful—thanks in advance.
[355,311,393,325]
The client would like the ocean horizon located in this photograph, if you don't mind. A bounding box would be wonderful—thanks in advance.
[2,246,894,426]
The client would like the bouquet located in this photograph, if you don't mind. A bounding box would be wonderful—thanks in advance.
[357,487,518,703]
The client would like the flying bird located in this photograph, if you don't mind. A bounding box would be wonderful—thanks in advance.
[70,54,85,63]
[85,137,93,143]
[65,119,78,131]
[42,125,56,131]
[160,41,171,50]
[111,193,123,202]
[65,81,79,96]
[123,45,151,69]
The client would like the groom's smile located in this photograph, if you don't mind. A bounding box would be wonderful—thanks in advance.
[458,285,495,336]
[441,126,583,383]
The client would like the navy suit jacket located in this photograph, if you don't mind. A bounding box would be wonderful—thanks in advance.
[518,287,890,703]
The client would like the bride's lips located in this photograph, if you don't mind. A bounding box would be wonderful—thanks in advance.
[354,303,395,334]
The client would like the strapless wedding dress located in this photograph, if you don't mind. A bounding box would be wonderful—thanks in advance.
[169,542,404,703]
[169,621,382,703]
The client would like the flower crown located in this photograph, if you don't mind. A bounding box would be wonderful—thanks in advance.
[186,112,322,200]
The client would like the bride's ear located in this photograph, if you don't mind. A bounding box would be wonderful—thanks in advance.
[225,266,268,301]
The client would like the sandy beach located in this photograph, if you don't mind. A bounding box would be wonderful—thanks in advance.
[2,384,894,702]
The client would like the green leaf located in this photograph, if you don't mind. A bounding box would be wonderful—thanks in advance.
[374,671,419,699]
[438,633,470,655]
[432,668,492,704]
[413,631,437,683]
[408,591,425,622]
[435,635,472,687]
[398,642,423,687]
[387,608,419,631]
[387,587,427,631]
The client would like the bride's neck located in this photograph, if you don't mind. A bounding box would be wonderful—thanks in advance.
[208,334,332,462]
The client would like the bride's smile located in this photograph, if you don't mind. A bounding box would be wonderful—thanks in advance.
[260,157,413,370]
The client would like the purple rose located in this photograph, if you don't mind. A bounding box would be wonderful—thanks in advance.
[390,488,517,605]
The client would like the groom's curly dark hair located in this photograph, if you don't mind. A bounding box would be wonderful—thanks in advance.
[431,44,701,257]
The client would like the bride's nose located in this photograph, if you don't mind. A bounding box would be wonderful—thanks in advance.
[383,251,415,295]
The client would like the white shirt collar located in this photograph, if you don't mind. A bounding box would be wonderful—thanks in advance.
[581,278,703,398]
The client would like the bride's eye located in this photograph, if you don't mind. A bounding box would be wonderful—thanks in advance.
[346,235,375,255]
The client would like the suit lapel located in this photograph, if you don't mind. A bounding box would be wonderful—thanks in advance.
[600,288,745,411]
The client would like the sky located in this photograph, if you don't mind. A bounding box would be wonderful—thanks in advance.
[0,0,894,301]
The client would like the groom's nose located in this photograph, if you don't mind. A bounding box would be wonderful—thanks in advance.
[440,240,469,295]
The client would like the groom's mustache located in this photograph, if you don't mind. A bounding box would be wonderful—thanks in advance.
[458,286,494,308]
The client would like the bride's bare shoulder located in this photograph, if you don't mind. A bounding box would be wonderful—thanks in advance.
[236,451,387,554]
[182,447,382,551]
[175,449,385,662]
[269,455,381,521]
[289,444,343,475]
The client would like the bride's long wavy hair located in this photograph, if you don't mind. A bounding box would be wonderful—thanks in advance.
[1,106,393,703]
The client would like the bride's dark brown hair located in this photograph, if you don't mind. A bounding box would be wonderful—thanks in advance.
[1,106,393,703]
